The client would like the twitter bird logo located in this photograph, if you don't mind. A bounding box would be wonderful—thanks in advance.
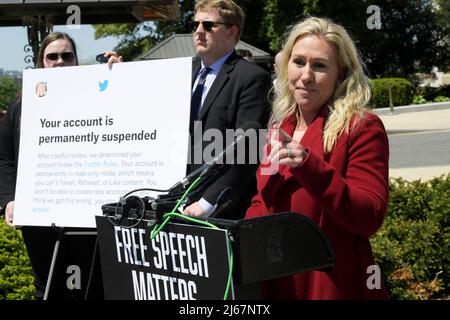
[98,80,109,92]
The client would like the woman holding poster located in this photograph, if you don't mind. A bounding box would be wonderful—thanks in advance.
[0,32,122,299]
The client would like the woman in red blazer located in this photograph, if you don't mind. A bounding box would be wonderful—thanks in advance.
[246,17,390,299]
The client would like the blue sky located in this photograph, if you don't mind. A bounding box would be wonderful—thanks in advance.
[0,25,119,71]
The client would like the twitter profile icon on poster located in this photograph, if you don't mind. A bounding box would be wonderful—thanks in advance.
[98,80,109,92]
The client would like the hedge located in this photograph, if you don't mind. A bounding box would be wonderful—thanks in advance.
[0,220,35,299]
[371,78,413,109]
[0,77,21,112]
[371,173,450,300]
[1,174,449,300]
[421,84,450,102]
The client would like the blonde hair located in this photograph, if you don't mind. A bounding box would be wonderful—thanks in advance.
[194,0,245,41]
[271,17,371,153]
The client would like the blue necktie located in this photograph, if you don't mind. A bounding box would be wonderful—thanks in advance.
[190,67,211,133]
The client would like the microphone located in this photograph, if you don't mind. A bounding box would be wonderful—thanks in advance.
[168,121,262,196]
[205,187,238,218]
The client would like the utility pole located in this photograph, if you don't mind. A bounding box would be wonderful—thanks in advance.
[388,83,394,113]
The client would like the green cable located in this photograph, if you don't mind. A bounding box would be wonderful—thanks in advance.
[150,176,202,239]
[149,176,234,300]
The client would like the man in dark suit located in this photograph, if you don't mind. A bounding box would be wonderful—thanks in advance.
[183,0,271,219]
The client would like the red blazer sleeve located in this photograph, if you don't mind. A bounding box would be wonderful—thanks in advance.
[245,168,269,218]
[292,116,389,237]
[246,142,272,218]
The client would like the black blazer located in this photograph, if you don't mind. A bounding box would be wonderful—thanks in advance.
[0,97,21,212]
[189,51,271,219]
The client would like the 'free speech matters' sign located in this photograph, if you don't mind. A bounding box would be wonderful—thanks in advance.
[95,216,232,300]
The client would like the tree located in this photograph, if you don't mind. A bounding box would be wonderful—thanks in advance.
[350,0,450,78]
[93,0,450,79]
[0,77,21,111]
[152,0,196,40]
[93,23,155,60]
[258,0,450,78]
[435,0,450,29]
[434,0,450,73]
[93,0,195,61]
[257,0,319,52]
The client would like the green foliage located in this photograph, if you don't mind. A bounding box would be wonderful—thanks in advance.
[92,0,450,78]
[371,174,450,300]
[94,23,136,38]
[1,174,450,300]
[434,0,450,72]
[371,78,413,108]
[153,0,196,41]
[258,0,450,77]
[420,84,450,102]
[260,0,319,51]
[360,0,449,77]
[0,218,35,299]
[233,0,269,51]
[412,95,429,105]
[433,96,450,103]
[0,77,21,111]
[93,0,196,60]
[93,23,155,61]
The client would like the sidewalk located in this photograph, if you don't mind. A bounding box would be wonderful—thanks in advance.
[376,106,450,134]
[374,104,450,181]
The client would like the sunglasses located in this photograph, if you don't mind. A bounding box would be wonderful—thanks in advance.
[192,20,231,32]
[45,52,75,62]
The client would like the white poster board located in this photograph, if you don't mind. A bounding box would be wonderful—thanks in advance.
[14,58,192,228]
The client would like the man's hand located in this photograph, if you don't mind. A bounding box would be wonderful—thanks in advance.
[104,51,123,69]
[183,201,207,217]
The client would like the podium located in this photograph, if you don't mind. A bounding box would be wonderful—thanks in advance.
[95,211,334,300]
[209,213,334,299]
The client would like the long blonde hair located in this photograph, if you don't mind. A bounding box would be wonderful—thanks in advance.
[271,17,371,153]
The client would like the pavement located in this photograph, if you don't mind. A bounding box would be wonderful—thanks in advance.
[374,102,450,181]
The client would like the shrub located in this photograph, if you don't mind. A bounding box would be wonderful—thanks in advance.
[0,218,35,300]
[412,95,429,105]
[0,77,21,112]
[371,78,413,109]
[433,96,450,103]
[371,174,450,300]
[1,174,449,300]
[422,84,450,102]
